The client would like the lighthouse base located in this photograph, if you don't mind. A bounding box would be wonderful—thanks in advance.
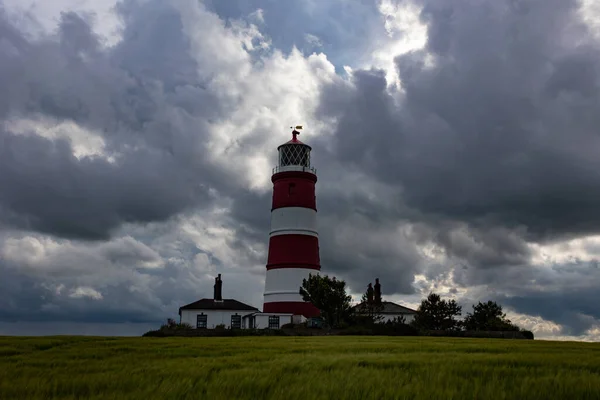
[263,301,320,318]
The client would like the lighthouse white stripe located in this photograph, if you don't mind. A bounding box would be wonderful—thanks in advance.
[263,292,305,303]
[270,207,317,237]
[264,268,320,296]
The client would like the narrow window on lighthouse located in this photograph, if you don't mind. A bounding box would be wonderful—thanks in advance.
[288,183,296,196]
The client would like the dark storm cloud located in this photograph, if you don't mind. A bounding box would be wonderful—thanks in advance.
[317,0,600,242]
[0,0,276,329]
[0,231,225,325]
[228,189,272,257]
[500,290,599,336]
[0,1,227,240]
[304,0,600,335]
[451,261,600,335]
[425,224,533,269]
[0,130,210,240]
[316,182,423,295]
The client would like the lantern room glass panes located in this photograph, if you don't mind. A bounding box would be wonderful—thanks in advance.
[279,144,311,167]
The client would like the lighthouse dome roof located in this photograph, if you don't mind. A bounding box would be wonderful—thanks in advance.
[277,129,311,151]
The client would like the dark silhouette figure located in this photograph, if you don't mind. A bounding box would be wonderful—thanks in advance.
[214,274,223,301]
[374,278,382,305]
[366,283,374,304]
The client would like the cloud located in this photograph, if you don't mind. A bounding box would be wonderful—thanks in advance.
[0,214,267,324]
[305,33,322,48]
[69,287,103,300]
[203,0,385,68]
[0,3,225,240]
[320,0,600,242]
[311,0,600,333]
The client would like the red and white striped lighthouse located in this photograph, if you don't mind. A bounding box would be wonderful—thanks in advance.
[262,126,320,317]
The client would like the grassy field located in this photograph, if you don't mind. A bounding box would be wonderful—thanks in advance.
[1,336,600,399]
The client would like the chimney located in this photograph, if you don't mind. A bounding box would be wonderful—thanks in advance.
[214,273,223,301]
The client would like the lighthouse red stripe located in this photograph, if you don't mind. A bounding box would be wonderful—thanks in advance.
[263,301,320,317]
[266,234,320,269]
[271,174,316,211]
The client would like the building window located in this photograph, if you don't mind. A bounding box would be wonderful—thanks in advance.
[268,316,280,329]
[288,183,296,195]
[231,314,241,329]
[249,316,255,329]
[196,314,207,329]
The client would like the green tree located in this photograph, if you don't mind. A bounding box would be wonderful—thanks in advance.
[463,301,519,331]
[411,292,462,331]
[300,273,353,328]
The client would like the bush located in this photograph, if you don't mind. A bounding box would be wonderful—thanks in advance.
[159,318,192,331]
[521,330,535,340]
[142,330,168,337]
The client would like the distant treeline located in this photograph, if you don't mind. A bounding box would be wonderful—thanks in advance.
[298,274,534,339]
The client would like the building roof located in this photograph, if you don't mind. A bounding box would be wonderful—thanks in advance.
[283,137,305,145]
[178,298,259,313]
[353,301,417,315]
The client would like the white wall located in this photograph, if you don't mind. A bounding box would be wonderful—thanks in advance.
[292,315,306,324]
[263,268,320,303]
[270,207,318,237]
[180,309,251,329]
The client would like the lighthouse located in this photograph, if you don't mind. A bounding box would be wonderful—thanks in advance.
[262,126,321,317]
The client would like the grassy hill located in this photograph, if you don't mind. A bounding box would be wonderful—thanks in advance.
[1,335,599,399]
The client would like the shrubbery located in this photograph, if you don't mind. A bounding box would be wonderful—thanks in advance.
[338,318,419,336]
[521,330,535,340]
[160,318,192,330]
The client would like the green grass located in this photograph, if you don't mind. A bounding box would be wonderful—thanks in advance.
[1,336,600,399]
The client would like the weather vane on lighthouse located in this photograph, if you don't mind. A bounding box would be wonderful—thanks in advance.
[290,125,302,142]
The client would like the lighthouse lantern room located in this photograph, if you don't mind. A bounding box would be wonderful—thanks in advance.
[263,126,321,318]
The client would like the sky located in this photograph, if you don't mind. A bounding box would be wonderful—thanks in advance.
[1,0,600,341]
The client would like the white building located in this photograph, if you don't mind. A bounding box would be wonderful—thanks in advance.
[179,298,260,329]
[178,275,295,329]
[353,301,417,324]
